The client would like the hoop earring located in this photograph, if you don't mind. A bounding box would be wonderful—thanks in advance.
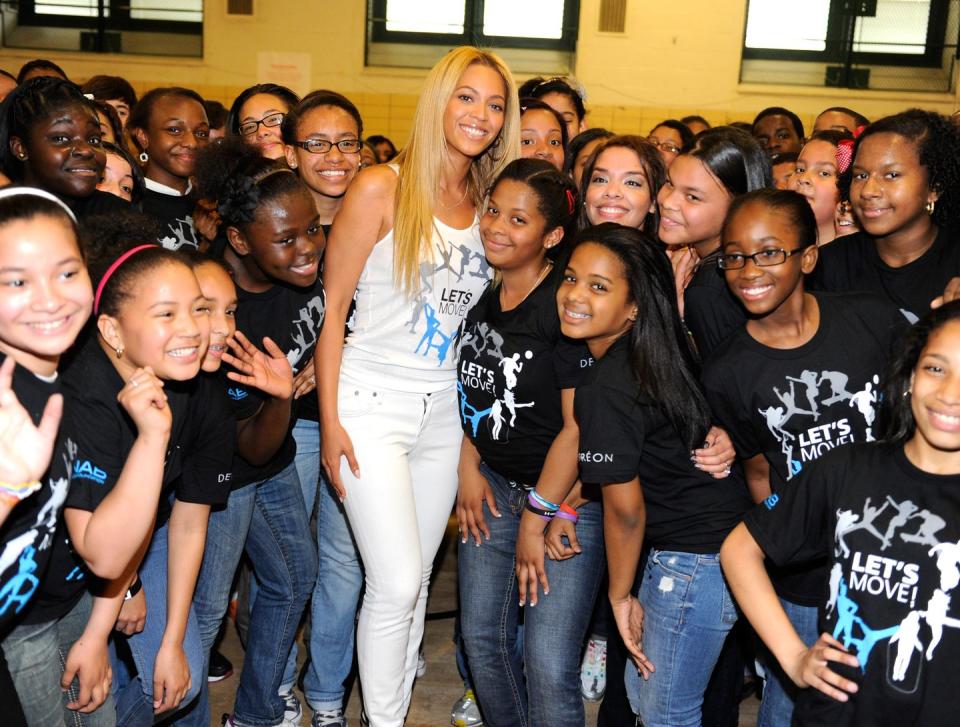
[926,200,936,215]
[138,151,149,164]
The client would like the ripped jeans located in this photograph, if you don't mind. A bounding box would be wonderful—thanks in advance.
[625,549,738,727]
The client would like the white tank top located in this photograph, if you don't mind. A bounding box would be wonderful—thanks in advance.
[342,193,490,394]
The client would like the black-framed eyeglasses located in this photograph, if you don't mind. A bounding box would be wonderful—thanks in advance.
[647,137,681,155]
[717,246,811,270]
[293,139,362,154]
[239,112,285,137]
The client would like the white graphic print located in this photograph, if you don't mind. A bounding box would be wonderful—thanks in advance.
[759,369,877,480]
[0,438,76,617]
[829,496,959,688]
[285,295,325,373]
[159,216,200,251]
[410,241,489,367]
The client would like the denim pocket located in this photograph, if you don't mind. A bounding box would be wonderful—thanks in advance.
[650,550,697,583]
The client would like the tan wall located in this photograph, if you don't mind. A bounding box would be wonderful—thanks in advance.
[1,0,956,145]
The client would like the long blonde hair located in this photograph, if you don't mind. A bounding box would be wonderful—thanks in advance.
[393,47,519,295]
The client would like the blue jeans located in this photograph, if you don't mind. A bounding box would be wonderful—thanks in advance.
[111,522,204,726]
[175,460,317,727]
[626,549,738,727]
[459,463,605,727]
[757,598,819,727]
[2,591,116,726]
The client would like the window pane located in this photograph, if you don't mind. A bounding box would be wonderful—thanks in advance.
[130,1,202,22]
[744,0,830,51]
[34,0,104,17]
[483,0,565,40]
[853,0,930,54]
[384,0,466,34]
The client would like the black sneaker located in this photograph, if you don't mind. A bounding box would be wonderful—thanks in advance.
[208,649,234,682]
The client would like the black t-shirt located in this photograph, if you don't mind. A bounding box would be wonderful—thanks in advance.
[62,342,231,517]
[457,269,589,484]
[66,189,130,220]
[745,444,960,727]
[684,250,748,361]
[0,358,75,636]
[703,291,908,604]
[809,227,960,323]
[140,187,200,251]
[575,336,751,552]
[229,278,325,487]
[30,344,233,624]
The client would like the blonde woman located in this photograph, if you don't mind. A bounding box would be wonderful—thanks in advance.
[316,47,519,726]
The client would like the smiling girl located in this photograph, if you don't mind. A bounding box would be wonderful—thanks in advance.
[562,223,751,727]
[578,135,665,239]
[658,126,771,359]
[127,87,210,251]
[722,301,960,726]
[703,189,907,727]
[228,84,300,161]
[0,189,101,726]
[194,138,323,727]
[0,78,129,219]
[317,46,519,726]
[811,110,960,322]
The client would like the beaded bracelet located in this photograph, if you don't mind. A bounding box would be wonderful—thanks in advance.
[529,489,560,511]
[555,503,579,524]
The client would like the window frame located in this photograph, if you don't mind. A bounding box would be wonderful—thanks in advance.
[17,0,203,35]
[742,0,953,69]
[368,0,580,52]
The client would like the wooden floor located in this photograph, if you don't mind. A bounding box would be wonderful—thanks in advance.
[209,519,761,726]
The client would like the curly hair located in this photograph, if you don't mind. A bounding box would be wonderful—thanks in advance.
[851,109,960,229]
[194,136,308,230]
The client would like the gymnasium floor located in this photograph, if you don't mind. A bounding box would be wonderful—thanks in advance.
[208,518,761,726]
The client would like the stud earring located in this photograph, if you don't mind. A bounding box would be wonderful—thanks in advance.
[17,153,25,160]
[115,345,124,359]
[139,151,149,163]
[926,200,936,215]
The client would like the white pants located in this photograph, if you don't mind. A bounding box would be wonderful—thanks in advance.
[337,373,462,727]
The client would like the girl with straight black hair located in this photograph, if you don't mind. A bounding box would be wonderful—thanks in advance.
[227,83,300,161]
[562,222,751,727]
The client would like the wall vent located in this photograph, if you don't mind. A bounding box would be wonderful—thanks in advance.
[228,0,254,15]
[599,0,627,33]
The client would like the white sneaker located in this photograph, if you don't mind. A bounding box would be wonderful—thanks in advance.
[580,636,608,702]
[280,689,302,726]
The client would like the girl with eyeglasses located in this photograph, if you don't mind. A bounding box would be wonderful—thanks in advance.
[278,89,366,726]
[127,87,210,251]
[702,188,907,727]
[227,83,300,161]
[647,119,694,167]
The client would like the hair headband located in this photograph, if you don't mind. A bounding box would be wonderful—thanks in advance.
[0,186,77,223]
[93,244,157,315]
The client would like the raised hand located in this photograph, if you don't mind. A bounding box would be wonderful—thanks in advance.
[0,356,62,498]
[223,331,294,401]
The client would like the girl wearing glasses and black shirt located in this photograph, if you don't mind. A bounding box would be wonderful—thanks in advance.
[702,189,906,727]
[279,89,366,725]
[228,83,300,161]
